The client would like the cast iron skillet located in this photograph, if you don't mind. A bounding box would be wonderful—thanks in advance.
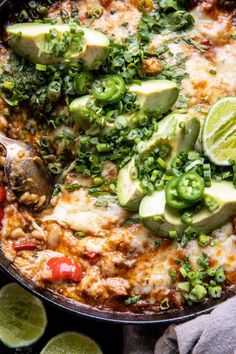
[0,0,235,325]
[0,249,235,325]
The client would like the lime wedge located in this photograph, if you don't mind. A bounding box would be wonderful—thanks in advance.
[40,332,103,354]
[202,97,236,166]
[0,282,47,348]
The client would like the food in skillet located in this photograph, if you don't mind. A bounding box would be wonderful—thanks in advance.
[0,0,236,314]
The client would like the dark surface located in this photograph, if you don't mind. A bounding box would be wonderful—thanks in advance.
[0,271,124,354]
[0,0,234,327]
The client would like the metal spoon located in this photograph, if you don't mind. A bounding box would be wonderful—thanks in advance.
[0,134,53,209]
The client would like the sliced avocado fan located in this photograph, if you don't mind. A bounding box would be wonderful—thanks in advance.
[117,112,200,211]
[139,181,236,237]
[69,80,179,132]
[7,23,109,69]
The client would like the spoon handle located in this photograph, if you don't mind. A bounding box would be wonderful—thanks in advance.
[0,133,26,157]
[0,133,13,149]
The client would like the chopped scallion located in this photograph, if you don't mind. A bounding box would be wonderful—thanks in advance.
[176,281,190,292]
[160,297,170,310]
[36,64,47,71]
[168,230,178,239]
[96,143,111,153]
[204,195,219,211]
[181,211,192,225]
[124,295,140,306]
[215,268,226,283]
[153,215,165,224]
[75,231,86,239]
[188,151,200,160]
[198,234,211,248]
[208,285,222,299]
[93,177,103,186]
[179,266,188,278]
[203,163,211,187]
[206,268,216,277]
[191,284,207,301]
[157,157,167,170]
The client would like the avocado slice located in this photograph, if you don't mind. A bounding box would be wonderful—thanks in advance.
[128,80,179,116]
[140,181,236,236]
[136,112,200,162]
[117,157,146,211]
[117,112,200,211]
[69,79,179,131]
[7,23,109,69]
[70,95,91,130]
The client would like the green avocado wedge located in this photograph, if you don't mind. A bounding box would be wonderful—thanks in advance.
[136,112,200,163]
[7,23,109,69]
[117,157,146,211]
[117,112,200,211]
[70,95,91,131]
[128,80,179,116]
[69,79,179,131]
[140,181,236,237]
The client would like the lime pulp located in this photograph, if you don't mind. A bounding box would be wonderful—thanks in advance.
[0,282,47,348]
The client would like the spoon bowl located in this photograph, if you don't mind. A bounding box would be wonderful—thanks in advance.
[0,134,53,209]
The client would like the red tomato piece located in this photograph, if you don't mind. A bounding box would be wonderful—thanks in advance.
[0,186,6,203]
[13,241,37,251]
[45,257,82,282]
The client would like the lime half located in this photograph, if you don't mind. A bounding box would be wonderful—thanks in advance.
[203,97,236,166]
[0,282,47,348]
[40,332,103,354]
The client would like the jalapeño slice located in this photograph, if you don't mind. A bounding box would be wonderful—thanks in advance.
[165,177,190,210]
[177,171,204,202]
[108,75,126,103]
[73,71,94,95]
[92,74,126,103]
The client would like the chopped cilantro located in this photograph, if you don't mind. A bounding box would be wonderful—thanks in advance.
[138,4,194,45]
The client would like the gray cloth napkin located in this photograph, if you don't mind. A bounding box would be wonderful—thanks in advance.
[123,297,236,354]
[155,296,236,354]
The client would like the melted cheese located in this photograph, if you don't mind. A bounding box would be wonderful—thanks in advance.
[182,41,236,107]
[191,6,233,45]
[44,189,129,235]
[127,226,236,299]
[150,7,236,109]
